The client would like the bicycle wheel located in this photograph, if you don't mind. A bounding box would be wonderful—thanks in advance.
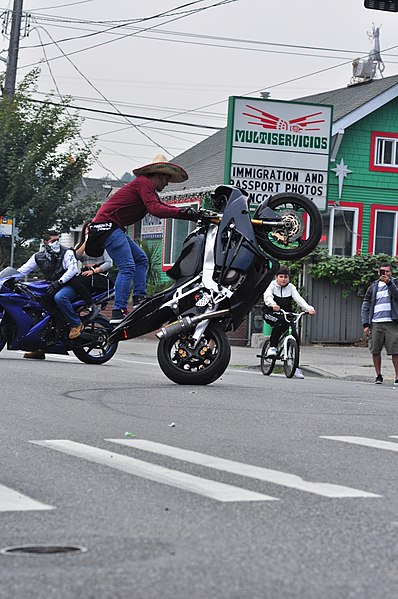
[283,338,299,378]
[260,338,276,376]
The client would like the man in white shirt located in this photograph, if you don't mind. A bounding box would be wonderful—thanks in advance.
[16,230,83,359]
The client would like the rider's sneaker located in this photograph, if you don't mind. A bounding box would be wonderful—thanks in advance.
[23,350,46,360]
[68,323,84,340]
[110,309,128,324]
[266,346,277,357]
[293,367,305,379]
[375,374,383,384]
[133,295,147,306]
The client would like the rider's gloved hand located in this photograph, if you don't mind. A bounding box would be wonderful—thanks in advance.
[46,280,62,297]
[179,207,200,222]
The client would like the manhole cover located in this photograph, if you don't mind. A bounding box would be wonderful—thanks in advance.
[0,545,87,556]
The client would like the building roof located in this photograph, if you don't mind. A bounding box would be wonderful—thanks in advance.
[168,73,398,192]
[296,73,398,134]
[74,177,123,202]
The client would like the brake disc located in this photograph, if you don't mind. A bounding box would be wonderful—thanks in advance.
[270,210,304,243]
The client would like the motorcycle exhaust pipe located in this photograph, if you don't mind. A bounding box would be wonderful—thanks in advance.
[156,309,230,340]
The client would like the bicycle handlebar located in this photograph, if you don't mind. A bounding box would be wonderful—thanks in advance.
[278,309,308,324]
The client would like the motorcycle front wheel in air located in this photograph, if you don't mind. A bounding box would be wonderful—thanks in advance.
[72,317,118,364]
[157,322,231,385]
[254,193,323,260]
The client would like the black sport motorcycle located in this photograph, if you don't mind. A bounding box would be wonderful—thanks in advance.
[109,185,322,385]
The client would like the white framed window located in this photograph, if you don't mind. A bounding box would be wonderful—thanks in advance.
[163,203,199,267]
[373,209,398,255]
[375,137,398,167]
[370,131,398,172]
[318,205,360,256]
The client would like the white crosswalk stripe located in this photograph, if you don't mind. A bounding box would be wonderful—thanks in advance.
[0,483,54,512]
[44,439,381,501]
[321,436,398,452]
[107,438,380,498]
[31,440,276,503]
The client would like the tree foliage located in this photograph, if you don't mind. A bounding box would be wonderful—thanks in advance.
[0,70,100,267]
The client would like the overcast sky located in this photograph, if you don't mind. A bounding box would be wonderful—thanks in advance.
[2,0,398,180]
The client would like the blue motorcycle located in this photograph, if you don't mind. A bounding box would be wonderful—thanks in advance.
[0,268,118,364]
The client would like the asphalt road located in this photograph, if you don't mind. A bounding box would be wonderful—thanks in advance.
[1,343,398,599]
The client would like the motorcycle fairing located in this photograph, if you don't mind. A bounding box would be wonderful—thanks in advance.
[166,230,206,281]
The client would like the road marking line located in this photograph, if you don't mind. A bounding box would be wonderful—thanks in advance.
[107,439,380,499]
[321,436,398,453]
[0,484,54,512]
[31,440,276,503]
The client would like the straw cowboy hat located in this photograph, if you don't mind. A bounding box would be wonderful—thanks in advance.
[133,154,188,183]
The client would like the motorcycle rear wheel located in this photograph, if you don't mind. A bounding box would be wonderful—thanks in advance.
[254,193,323,260]
[72,317,118,364]
[157,321,231,385]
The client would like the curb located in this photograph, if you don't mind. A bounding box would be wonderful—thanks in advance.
[229,362,371,383]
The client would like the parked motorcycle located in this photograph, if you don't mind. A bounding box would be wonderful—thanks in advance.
[0,269,118,364]
[109,185,322,385]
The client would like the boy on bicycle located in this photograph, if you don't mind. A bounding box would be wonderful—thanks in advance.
[263,265,316,377]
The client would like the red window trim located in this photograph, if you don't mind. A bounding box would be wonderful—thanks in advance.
[370,131,398,173]
[369,204,398,254]
[323,201,363,255]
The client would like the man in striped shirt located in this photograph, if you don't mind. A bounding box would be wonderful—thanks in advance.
[361,263,398,385]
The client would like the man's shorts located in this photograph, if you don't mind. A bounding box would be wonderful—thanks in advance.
[368,321,398,355]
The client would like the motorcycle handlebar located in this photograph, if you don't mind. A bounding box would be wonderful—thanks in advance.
[196,210,280,226]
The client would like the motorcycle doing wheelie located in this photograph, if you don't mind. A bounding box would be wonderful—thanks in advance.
[109,185,323,385]
[0,270,118,364]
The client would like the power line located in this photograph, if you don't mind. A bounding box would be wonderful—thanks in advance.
[35,25,173,157]
[21,1,237,68]
[35,25,121,180]
[29,97,222,130]
[24,1,236,49]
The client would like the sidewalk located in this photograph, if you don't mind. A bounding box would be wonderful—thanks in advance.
[123,337,393,384]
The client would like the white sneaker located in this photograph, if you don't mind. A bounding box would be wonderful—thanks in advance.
[266,346,277,357]
[294,368,305,379]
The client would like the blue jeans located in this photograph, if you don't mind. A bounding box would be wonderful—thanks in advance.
[54,286,81,327]
[105,228,148,310]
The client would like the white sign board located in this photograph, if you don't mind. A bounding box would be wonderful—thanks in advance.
[225,97,333,211]
[141,213,163,238]
[0,216,13,237]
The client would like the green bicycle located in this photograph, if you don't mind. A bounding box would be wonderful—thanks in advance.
[259,310,307,378]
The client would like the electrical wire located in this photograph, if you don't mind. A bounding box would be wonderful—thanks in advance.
[29,97,222,130]
[35,25,173,158]
[35,25,122,180]
[24,1,236,50]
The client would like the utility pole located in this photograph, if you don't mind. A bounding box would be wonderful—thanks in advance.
[3,0,23,97]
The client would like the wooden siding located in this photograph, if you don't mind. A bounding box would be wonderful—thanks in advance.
[304,277,364,344]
